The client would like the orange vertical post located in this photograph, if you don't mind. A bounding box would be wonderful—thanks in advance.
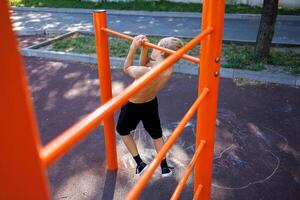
[0,2,51,200]
[194,0,225,199]
[93,10,118,170]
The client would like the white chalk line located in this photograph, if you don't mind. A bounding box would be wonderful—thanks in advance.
[214,144,235,160]
[212,125,288,190]
[212,150,280,190]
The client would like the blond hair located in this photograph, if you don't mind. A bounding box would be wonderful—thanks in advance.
[158,37,184,58]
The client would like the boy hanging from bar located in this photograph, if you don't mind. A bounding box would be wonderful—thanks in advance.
[116,35,183,177]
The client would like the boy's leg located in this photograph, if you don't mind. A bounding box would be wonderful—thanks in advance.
[121,134,139,157]
[141,98,173,176]
[117,103,147,174]
[120,134,147,175]
[121,134,147,175]
[152,137,173,177]
[153,136,164,154]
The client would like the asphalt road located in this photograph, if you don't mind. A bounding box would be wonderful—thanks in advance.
[12,9,300,45]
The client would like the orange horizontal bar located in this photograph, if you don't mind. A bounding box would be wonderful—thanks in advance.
[193,185,203,200]
[103,28,200,63]
[125,88,209,200]
[170,140,206,200]
[40,27,213,167]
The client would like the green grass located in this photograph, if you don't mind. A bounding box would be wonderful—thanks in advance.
[269,49,300,74]
[223,44,300,75]
[52,34,96,54]
[223,45,265,71]
[50,34,300,75]
[52,34,133,56]
[10,0,300,15]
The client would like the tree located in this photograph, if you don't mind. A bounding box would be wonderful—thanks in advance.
[253,0,279,62]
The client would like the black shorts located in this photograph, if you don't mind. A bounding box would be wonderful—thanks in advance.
[116,97,163,139]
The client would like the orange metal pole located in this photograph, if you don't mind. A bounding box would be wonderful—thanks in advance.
[193,185,203,200]
[170,140,206,200]
[93,10,118,170]
[103,28,200,63]
[194,0,225,199]
[103,28,133,40]
[125,89,209,200]
[40,27,212,167]
[0,2,51,200]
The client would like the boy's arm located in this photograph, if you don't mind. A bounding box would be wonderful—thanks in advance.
[126,66,151,79]
[123,44,137,74]
[139,39,149,66]
[124,35,151,78]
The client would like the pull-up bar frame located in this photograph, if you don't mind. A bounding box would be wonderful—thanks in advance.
[0,0,225,199]
[40,21,213,167]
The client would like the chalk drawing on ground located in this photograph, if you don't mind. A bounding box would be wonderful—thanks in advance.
[116,108,292,189]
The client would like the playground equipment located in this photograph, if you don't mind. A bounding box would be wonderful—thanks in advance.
[0,0,224,199]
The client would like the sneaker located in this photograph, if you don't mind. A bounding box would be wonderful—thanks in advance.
[135,162,147,175]
[161,167,173,178]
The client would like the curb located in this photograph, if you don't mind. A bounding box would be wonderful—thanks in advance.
[21,48,300,87]
[12,7,300,21]
[27,31,78,49]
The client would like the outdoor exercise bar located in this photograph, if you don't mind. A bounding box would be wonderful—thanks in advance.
[102,28,200,63]
[40,27,213,167]
[1,0,225,198]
